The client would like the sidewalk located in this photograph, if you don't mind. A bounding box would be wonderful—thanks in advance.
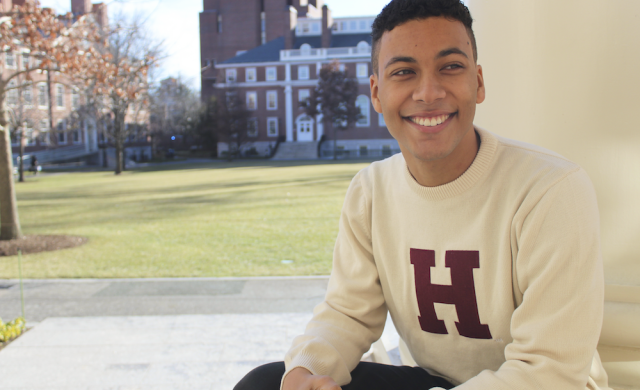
[0,277,400,390]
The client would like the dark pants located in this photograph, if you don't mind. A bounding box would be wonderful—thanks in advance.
[234,361,455,390]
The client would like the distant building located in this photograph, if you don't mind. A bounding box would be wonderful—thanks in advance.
[4,0,151,167]
[200,0,400,159]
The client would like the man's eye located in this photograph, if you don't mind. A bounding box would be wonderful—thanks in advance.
[443,64,463,70]
[393,69,414,76]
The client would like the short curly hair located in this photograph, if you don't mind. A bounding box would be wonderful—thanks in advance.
[371,0,477,74]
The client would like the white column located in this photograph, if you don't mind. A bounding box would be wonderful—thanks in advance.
[83,120,90,152]
[91,120,98,151]
[285,63,294,142]
[316,61,322,75]
[468,0,640,285]
[468,1,640,386]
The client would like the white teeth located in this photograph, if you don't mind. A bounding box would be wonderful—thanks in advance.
[411,114,450,127]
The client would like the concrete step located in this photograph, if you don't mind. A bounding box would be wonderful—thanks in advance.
[271,141,319,160]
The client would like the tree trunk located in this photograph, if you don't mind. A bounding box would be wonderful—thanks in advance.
[47,69,54,145]
[113,108,123,175]
[115,140,123,175]
[122,147,126,171]
[0,124,22,240]
[333,126,337,161]
[102,147,108,168]
[18,129,24,182]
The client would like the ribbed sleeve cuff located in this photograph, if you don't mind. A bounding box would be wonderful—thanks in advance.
[280,355,324,390]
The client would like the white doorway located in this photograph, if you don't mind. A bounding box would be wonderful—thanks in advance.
[296,115,314,141]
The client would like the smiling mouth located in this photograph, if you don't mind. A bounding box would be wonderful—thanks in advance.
[407,113,454,127]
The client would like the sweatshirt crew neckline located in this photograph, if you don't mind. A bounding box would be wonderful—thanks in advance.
[403,127,498,201]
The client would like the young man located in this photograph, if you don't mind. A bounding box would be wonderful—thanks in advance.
[235,0,609,389]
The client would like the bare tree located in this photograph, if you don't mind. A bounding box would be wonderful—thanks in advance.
[95,13,163,174]
[7,76,45,183]
[0,1,106,240]
[301,61,361,160]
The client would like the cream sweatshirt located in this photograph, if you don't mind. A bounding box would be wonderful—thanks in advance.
[283,128,609,390]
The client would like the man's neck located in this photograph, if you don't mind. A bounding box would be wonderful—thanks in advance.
[406,130,481,187]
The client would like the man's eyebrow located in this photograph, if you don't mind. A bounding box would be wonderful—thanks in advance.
[436,47,468,59]
[384,56,417,70]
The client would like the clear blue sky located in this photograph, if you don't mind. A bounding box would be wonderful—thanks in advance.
[37,0,395,91]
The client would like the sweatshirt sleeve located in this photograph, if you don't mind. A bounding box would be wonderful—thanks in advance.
[456,168,605,390]
[282,170,387,387]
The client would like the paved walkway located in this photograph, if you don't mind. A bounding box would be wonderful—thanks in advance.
[0,277,400,390]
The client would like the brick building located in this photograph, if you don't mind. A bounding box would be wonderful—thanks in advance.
[4,0,151,167]
[200,0,400,158]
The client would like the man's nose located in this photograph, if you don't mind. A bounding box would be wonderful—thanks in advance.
[412,74,446,104]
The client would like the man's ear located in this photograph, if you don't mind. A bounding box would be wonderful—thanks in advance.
[476,64,485,104]
[370,73,383,114]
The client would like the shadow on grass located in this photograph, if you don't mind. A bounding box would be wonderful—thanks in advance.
[39,158,379,175]
[17,173,349,231]
[17,172,358,202]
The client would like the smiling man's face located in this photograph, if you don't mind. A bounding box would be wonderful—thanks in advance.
[371,17,485,174]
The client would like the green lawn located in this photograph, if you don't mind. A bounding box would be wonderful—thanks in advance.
[0,160,372,278]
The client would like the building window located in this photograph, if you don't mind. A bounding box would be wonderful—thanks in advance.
[247,117,258,137]
[57,121,66,144]
[246,91,257,110]
[23,128,35,146]
[378,112,386,127]
[356,95,370,127]
[298,89,310,105]
[7,81,17,105]
[225,90,237,105]
[22,53,29,69]
[225,68,237,83]
[267,117,278,137]
[357,41,369,54]
[300,43,311,56]
[312,22,320,33]
[217,14,222,33]
[357,63,368,78]
[266,90,278,110]
[350,20,357,30]
[23,87,32,105]
[266,67,277,81]
[246,67,257,82]
[298,65,310,80]
[56,84,64,108]
[38,83,47,107]
[382,145,392,157]
[73,129,81,144]
[301,23,310,34]
[359,145,368,157]
[40,119,49,132]
[5,52,15,68]
[72,90,80,109]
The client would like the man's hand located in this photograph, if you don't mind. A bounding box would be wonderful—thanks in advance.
[282,367,342,390]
